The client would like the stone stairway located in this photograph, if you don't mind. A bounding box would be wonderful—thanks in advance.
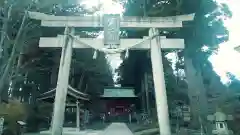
[101,123,134,135]
[38,123,134,135]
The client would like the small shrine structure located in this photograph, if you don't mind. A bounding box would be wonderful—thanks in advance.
[100,87,136,122]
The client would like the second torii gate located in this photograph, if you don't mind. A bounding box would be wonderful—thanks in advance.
[28,11,194,135]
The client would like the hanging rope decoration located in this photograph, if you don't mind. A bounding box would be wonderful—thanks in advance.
[93,50,98,59]
[125,49,129,59]
[67,33,159,54]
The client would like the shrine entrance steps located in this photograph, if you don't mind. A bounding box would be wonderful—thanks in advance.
[101,123,134,135]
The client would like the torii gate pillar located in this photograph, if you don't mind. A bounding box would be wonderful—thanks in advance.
[51,27,74,135]
[150,28,171,135]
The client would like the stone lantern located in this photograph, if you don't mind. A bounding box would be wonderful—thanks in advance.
[207,108,233,135]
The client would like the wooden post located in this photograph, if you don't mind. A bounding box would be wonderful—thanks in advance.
[149,28,171,135]
[76,100,80,131]
[141,78,146,112]
[50,112,53,130]
[51,27,74,135]
[144,72,150,115]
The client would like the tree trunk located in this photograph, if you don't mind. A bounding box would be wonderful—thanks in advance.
[141,77,146,112]
[144,72,150,115]
[0,5,12,57]
[77,72,85,90]
[184,56,208,129]
[0,11,28,99]
[84,83,88,93]
[50,67,58,88]
[10,53,24,98]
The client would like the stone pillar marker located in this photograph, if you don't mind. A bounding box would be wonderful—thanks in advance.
[76,100,80,131]
[0,117,4,135]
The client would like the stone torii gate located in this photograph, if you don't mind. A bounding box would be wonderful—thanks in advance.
[28,11,194,135]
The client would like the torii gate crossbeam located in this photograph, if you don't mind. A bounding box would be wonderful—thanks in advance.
[39,36,185,49]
